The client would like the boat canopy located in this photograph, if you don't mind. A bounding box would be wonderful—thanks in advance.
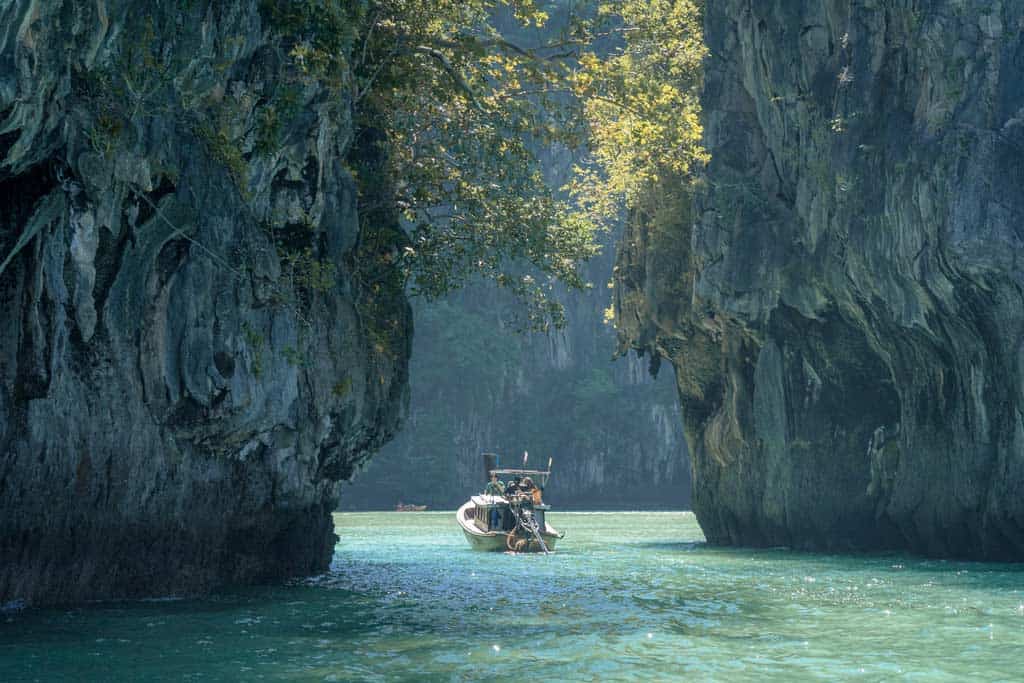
[488,468,551,487]
[483,452,554,487]
[471,495,508,506]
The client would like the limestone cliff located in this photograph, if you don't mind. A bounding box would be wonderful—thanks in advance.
[616,1,1024,557]
[0,1,410,604]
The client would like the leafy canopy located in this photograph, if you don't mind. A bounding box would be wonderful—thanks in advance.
[568,0,707,227]
[260,0,705,329]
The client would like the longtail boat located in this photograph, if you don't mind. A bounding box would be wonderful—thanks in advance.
[456,452,563,553]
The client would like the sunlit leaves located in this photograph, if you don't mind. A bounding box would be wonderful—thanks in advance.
[340,0,599,329]
[262,0,706,330]
[568,0,708,229]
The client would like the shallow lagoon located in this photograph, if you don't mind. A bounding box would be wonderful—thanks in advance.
[3,511,1023,681]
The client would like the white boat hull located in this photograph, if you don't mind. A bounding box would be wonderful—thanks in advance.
[456,501,561,552]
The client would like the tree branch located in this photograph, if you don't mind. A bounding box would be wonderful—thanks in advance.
[494,86,646,118]
[358,8,380,68]
[427,35,578,63]
[412,45,486,113]
[356,43,401,102]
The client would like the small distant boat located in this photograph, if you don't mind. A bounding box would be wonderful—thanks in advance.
[395,503,428,512]
[456,452,563,553]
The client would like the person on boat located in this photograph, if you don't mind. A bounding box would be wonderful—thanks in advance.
[484,473,505,496]
[505,476,521,497]
[484,474,505,529]
[516,479,532,509]
[520,477,541,508]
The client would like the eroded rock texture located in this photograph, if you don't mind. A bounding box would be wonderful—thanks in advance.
[0,1,410,604]
[616,2,1024,557]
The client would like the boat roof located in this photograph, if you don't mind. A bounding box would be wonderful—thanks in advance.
[470,495,551,510]
[471,495,507,506]
[489,469,550,477]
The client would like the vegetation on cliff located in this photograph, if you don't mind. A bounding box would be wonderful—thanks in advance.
[260,0,707,328]
[569,0,706,227]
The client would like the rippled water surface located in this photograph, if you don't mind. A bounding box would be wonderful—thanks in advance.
[3,511,1024,681]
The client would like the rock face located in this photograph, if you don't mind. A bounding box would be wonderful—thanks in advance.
[616,1,1024,557]
[0,2,410,604]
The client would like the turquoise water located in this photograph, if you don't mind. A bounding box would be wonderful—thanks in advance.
[3,511,1024,681]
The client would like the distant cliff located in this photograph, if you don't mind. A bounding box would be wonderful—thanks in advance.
[343,235,689,511]
[0,1,409,604]
[616,1,1024,557]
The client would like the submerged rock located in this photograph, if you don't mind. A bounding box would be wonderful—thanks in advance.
[0,2,410,604]
[616,1,1024,558]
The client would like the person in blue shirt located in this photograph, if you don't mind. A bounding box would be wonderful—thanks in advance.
[483,473,505,529]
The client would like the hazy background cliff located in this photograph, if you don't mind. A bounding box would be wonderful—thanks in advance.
[616,0,1024,558]
[342,229,690,511]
